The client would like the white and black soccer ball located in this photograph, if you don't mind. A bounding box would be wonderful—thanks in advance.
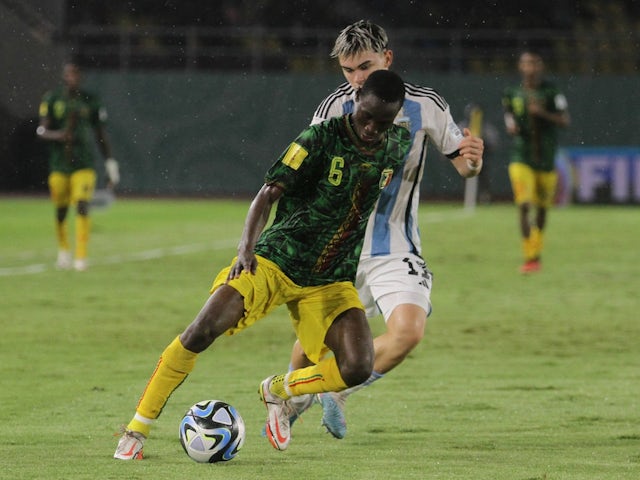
[179,400,245,463]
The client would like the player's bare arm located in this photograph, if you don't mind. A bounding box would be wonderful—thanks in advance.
[228,183,283,280]
[36,119,68,143]
[450,127,484,178]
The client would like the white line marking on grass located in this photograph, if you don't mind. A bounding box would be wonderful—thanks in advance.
[1,208,471,277]
[0,264,48,276]
[0,240,237,277]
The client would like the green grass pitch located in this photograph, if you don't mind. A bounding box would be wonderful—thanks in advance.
[0,197,638,479]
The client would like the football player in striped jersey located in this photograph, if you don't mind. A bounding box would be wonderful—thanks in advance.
[286,20,484,439]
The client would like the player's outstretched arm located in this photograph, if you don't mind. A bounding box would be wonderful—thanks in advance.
[36,121,68,142]
[228,183,283,280]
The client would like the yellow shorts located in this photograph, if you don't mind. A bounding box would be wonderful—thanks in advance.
[48,169,96,208]
[210,255,364,364]
[508,162,558,208]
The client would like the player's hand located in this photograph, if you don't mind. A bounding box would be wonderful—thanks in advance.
[227,251,257,281]
[460,127,484,168]
[504,113,519,135]
[105,158,120,186]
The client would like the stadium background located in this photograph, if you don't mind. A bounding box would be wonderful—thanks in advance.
[2,0,639,200]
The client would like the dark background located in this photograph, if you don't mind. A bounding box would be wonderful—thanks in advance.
[2,0,639,198]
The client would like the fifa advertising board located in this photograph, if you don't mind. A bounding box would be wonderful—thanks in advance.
[558,147,640,204]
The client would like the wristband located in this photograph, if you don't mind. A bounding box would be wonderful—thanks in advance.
[466,159,480,171]
[105,158,120,185]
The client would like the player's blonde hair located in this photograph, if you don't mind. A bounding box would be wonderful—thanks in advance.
[330,20,389,58]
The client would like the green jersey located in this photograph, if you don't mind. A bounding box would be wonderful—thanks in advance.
[39,87,107,173]
[254,115,411,287]
[502,80,568,171]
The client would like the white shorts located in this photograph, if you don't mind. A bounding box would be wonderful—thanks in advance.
[355,252,433,321]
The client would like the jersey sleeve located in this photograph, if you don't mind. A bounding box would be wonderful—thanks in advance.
[311,101,343,125]
[403,84,462,158]
[422,99,463,157]
[310,83,353,125]
[39,91,53,118]
[502,88,513,112]
[264,124,323,193]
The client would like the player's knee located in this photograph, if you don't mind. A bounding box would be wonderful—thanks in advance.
[338,355,373,387]
[397,327,424,351]
[182,287,243,352]
[77,200,89,216]
[56,207,68,222]
[387,314,426,353]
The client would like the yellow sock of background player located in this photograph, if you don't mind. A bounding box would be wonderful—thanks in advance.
[75,214,90,260]
[126,336,197,437]
[56,219,70,252]
[530,227,544,259]
[269,357,348,399]
[522,234,537,262]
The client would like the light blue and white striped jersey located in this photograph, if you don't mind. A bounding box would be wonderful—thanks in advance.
[311,81,463,259]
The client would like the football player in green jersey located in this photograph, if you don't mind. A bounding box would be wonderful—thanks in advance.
[114,70,439,458]
[37,62,120,271]
[503,50,570,273]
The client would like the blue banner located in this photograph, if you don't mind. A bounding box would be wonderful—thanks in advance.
[558,147,640,204]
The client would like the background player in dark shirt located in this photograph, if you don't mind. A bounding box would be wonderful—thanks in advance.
[37,61,120,271]
[503,50,570,273]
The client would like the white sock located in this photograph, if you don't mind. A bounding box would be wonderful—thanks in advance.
[341,371,384,397]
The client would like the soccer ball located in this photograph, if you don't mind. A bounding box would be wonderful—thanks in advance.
[179,400,245,463]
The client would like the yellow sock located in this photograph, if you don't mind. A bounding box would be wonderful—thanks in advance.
[530,227,544,258]
[126,414,154,438]
[129,336,198,435]
[55,220,69,251]
[75,214,90,259]
[285,357,348,396]
[522,234,537,262]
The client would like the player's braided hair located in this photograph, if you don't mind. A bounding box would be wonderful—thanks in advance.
[330,20,389,58]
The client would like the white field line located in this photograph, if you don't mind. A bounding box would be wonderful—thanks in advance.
[0,239,237,277]
[1,209,473,277]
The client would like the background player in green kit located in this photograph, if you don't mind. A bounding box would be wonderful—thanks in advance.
[37,61,120,271]
[114,70,415,459]
[502,50,570,273]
